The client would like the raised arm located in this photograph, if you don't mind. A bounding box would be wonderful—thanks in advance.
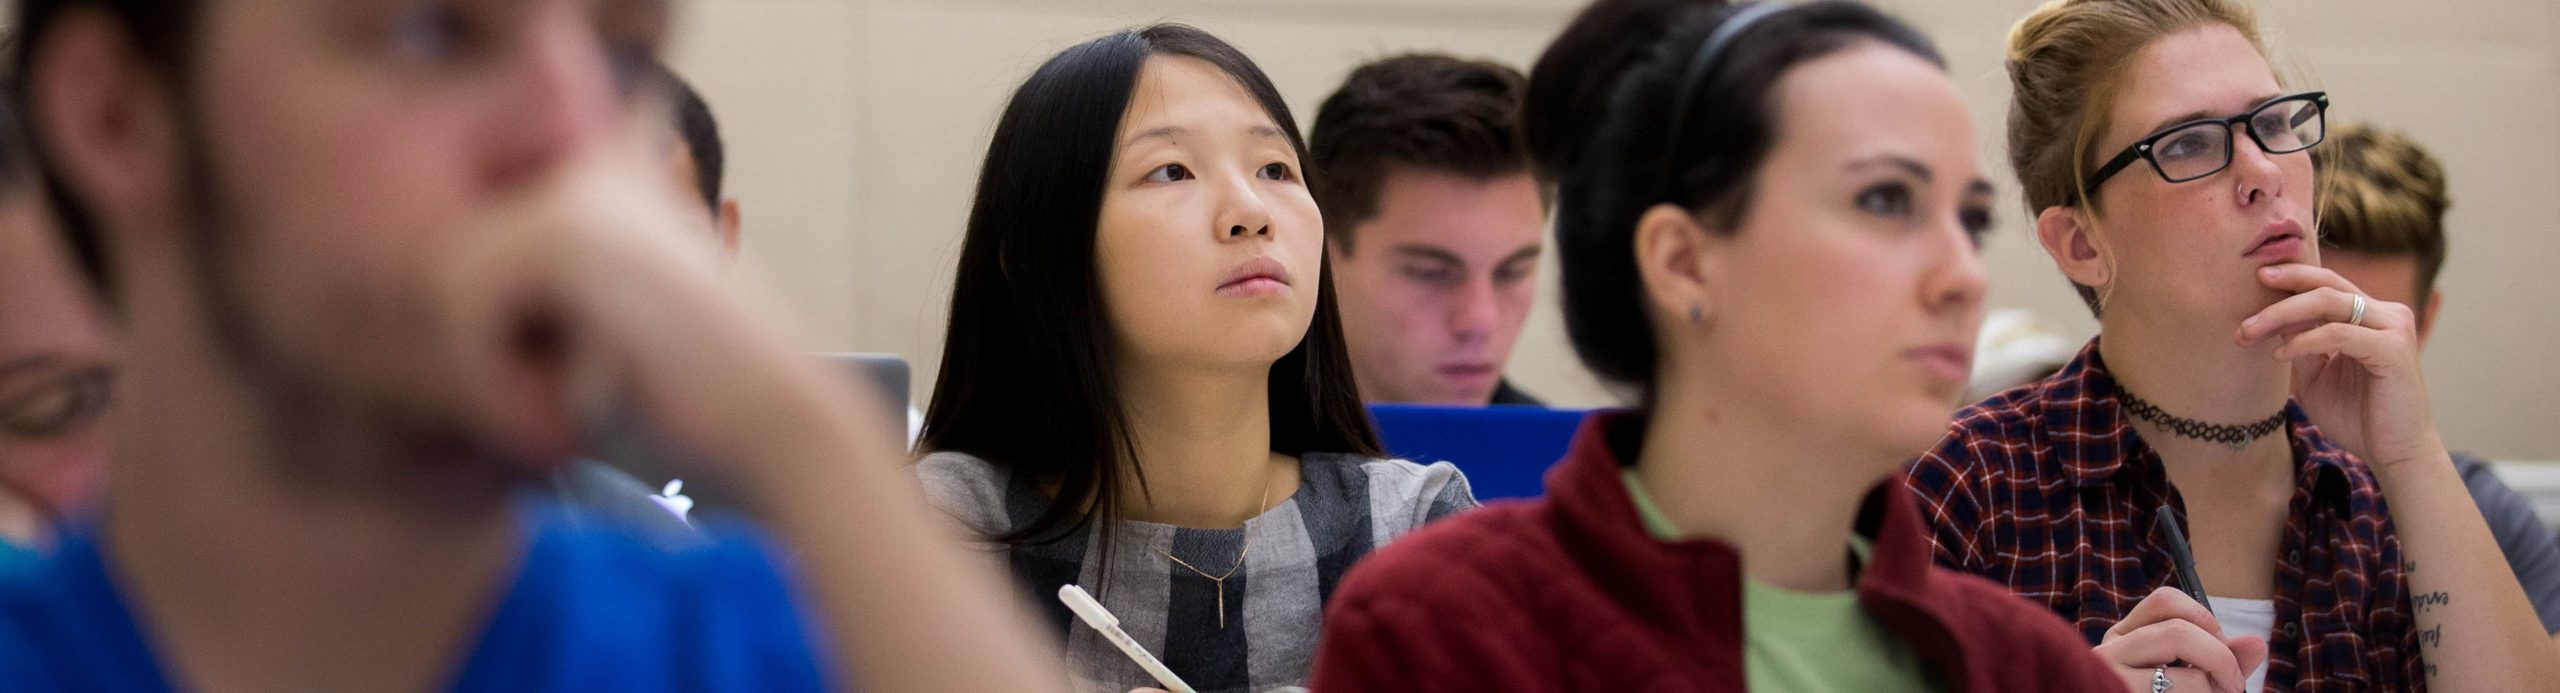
[2240,263,2560,690]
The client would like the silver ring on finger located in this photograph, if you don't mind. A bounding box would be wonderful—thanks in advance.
[2152,665,2173,693]
[2348,294,2368,327]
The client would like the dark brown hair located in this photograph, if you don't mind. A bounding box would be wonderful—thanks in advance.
[1308,53,1539,252]
[646,62,726,210]
[2316,121,2449,307]
[1524,0,1943,390]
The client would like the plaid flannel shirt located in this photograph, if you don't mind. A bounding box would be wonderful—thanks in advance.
[1905,339,2424,691]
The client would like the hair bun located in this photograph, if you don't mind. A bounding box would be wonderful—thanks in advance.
[1523,0,1733,179]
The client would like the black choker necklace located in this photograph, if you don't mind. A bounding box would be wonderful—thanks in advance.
[2118,389,2287,451]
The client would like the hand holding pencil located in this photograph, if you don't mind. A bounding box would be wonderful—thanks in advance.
[2084,506,2266,693]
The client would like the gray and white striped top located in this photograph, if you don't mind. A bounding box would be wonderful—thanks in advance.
[916,451,1476,693]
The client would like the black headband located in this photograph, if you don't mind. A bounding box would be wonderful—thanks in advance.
[1657,1,1792,201]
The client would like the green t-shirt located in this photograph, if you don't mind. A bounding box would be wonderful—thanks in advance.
[1622,471,1937,693]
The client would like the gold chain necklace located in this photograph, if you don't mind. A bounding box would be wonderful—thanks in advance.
[1154,469,1273,629]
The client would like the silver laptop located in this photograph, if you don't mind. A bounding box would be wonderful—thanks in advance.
[585,352,914,521]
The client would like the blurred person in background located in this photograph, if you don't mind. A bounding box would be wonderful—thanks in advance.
[1310,54,1550,406]
[651,60,742,261]
[2311,120,2560,645]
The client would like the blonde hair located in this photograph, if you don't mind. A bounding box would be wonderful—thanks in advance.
[2003,0,2269,312]
[2316,122,2449,300]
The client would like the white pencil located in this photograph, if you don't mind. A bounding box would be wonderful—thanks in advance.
[1058,584,1198,693]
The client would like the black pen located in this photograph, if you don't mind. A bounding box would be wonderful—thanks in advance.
[2154,504,2214,614]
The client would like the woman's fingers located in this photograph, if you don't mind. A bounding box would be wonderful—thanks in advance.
[2108,586,2225,640]
[2237,263,2420,347]
[2098,589,2258,693]
[2228,634,2268,682]
[2095,618,2247,689]
[2255,263,2364,296]
[2111,665,2222,693]
[2238,286,2372,345]
[2272,322,2410,375]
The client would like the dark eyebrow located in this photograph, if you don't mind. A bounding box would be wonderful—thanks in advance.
[1387,245,1464,266]
[1122,125,1288,150]
[1848,154,1932,182]
[1498,245,1543,267]
[1967,179,1996,197]
[2141,110,2213,137]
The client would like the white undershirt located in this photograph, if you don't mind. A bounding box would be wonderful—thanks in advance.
[2211,596,2277,693]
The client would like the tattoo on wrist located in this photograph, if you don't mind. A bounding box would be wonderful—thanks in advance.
[2419,623,2445,683]
[2415,584,2449,684]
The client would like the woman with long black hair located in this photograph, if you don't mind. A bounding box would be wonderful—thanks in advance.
[915,24,1475,693]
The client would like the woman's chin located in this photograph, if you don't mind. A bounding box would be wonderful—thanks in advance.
[1190,319,1312,366]
[1879,406,1961,459]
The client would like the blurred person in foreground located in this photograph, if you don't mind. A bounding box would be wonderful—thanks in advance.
[0,1,1065,691]
[0,60,736,558]
[0,82,108,565]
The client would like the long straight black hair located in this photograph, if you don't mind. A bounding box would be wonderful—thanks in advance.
[921,24,1382,548]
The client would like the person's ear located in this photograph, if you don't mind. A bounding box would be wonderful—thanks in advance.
[2415,288,2443,348]
[714,197,743,266]
[29,9,187,246]
[1632,204,1731,329]
[2034,205,2111,292]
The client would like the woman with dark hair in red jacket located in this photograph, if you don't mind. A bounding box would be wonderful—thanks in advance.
[1307,1,2131,691]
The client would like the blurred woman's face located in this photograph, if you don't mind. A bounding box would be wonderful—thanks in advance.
[1094,56,1325,373]
[1684,42,1992,459]
[0,195,114,538]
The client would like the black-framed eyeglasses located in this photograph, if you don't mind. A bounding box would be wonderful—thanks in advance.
[2079,91,2329,200]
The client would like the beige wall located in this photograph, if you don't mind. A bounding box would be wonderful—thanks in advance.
[671,0,2560,459]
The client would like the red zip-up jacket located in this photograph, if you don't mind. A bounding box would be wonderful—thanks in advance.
[1309,411,2122,691]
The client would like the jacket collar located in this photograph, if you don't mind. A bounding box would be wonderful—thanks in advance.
[1542,411,1947,638]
